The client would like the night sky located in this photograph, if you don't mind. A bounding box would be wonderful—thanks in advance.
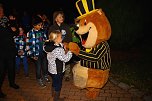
[1,0,151,37]
[1,0,79,24]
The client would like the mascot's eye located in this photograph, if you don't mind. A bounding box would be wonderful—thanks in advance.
[84,19,87,25]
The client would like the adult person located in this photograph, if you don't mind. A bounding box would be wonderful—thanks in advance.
[0,3,19,98]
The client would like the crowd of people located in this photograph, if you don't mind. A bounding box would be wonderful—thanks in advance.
[0,3,80,101]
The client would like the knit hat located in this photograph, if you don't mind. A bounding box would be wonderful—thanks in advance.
[32,15,43,26]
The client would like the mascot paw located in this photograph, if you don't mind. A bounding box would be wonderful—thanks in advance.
[69,42,80,55]
[86,88,100,99]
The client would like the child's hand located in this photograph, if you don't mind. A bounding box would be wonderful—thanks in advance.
[18,50,24,55]
[63,42,69,53]
[11,27,17,32]
[33,56,38,60]
[63,42,69,50]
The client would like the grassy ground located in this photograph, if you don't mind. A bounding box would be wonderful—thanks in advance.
[110,42,152,93]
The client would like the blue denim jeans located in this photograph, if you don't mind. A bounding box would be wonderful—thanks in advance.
[16,56,28,75]
[51,73,64,91]
[34,53,48,80]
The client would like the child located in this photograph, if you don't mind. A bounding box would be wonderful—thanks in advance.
[26,15,50,88]
[43,30,72,101]
[14,26,29,77]
[48,10,72,81]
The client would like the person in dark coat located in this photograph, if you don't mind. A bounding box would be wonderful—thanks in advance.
[0,3,19,98]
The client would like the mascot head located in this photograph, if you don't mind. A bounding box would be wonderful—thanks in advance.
[75,0,111,49]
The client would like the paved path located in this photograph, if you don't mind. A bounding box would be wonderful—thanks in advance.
[0,61,143,101]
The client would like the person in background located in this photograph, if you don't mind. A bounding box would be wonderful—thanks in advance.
[21,11,31,33]
[43,30,72,101]
[26,15,50,88]
[48,10,72,81]
[41,14,50,32]
[14,26,29,77]
[0,3,19,98]
[8,14,19,38]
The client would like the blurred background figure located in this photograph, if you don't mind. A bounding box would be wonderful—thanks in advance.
[14,26,29,77]
[0,3,19,98]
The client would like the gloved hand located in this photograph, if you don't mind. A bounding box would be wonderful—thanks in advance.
[69,42,80,56]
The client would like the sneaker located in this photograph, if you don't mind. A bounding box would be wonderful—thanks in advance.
[37,79,46,88]
[44,77,51,83]
[10,83,20,89]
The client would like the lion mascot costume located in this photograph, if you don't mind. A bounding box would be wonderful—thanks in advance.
[69,0,112,99]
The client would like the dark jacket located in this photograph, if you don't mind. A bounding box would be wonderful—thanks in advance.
[43,40,55,52]
[48,23,72,43]
[0,26,17,57]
